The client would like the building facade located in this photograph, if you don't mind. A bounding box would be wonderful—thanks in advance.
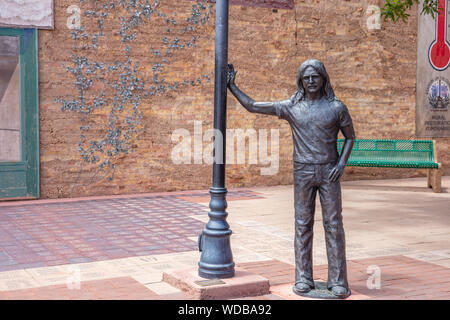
[0,0,448,199]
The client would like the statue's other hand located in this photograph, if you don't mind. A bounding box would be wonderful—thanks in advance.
[227,64,237,87]
[329,163,345,182]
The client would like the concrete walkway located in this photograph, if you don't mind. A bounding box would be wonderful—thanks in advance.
[0,177,448,300]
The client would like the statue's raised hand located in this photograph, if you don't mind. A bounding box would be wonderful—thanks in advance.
[227,64,237,87]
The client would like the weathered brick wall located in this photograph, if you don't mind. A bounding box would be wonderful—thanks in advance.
[37,0,449,198]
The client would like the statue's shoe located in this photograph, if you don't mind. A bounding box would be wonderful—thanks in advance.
[293,282,314,294]
[330,285,351,299]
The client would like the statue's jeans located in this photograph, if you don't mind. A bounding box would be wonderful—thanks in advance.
[293,162,349,289]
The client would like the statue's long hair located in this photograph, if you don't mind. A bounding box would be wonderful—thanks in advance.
[292,59,336,103]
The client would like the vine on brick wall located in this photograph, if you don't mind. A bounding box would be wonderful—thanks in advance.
[56,0,214,193]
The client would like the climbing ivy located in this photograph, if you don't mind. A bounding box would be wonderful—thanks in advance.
[57,0,214,190]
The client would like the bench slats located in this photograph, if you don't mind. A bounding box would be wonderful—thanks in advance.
[337,139,439,169]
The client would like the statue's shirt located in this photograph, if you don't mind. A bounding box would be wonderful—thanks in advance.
[274,97,353,164]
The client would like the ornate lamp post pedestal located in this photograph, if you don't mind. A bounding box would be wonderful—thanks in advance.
[198,187,234,279]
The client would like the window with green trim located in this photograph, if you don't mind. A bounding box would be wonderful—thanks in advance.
[0,28,39,199]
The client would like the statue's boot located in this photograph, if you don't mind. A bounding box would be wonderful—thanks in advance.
[330,285,351,299]
[293,282,314,294]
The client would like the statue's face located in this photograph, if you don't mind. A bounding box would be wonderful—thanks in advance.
[301,66,324,96]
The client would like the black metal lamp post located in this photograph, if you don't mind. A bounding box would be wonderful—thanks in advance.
[198,0,235,279]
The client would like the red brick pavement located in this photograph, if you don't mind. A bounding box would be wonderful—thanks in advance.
[0,190,262,272]
[0,277,192,300]
[1,189,448,300]
[0,255,447,300]
[238,256,450,300]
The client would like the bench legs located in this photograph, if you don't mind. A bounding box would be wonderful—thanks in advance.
[427,169,442,193]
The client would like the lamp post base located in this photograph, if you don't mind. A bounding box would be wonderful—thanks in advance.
[198,261,235,280]
[198,187,235,279]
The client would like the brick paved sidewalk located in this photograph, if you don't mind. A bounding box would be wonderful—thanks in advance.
[0,177,448,300]
[0,256,448,300]
[0,190,260,272]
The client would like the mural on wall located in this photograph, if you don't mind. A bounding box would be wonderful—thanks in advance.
[57,0,214,194]
[56,0,296,195]
[417,0,450,137]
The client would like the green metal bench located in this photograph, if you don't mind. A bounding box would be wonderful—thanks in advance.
[338,139,442,192]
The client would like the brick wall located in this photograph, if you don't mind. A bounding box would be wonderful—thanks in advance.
[37,0,449,198]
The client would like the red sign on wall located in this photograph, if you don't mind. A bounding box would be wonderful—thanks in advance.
[429,0,450,70]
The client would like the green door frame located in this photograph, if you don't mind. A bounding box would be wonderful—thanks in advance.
[0,28,39,199]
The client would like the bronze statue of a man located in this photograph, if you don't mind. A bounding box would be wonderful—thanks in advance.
[227,59,355,298]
